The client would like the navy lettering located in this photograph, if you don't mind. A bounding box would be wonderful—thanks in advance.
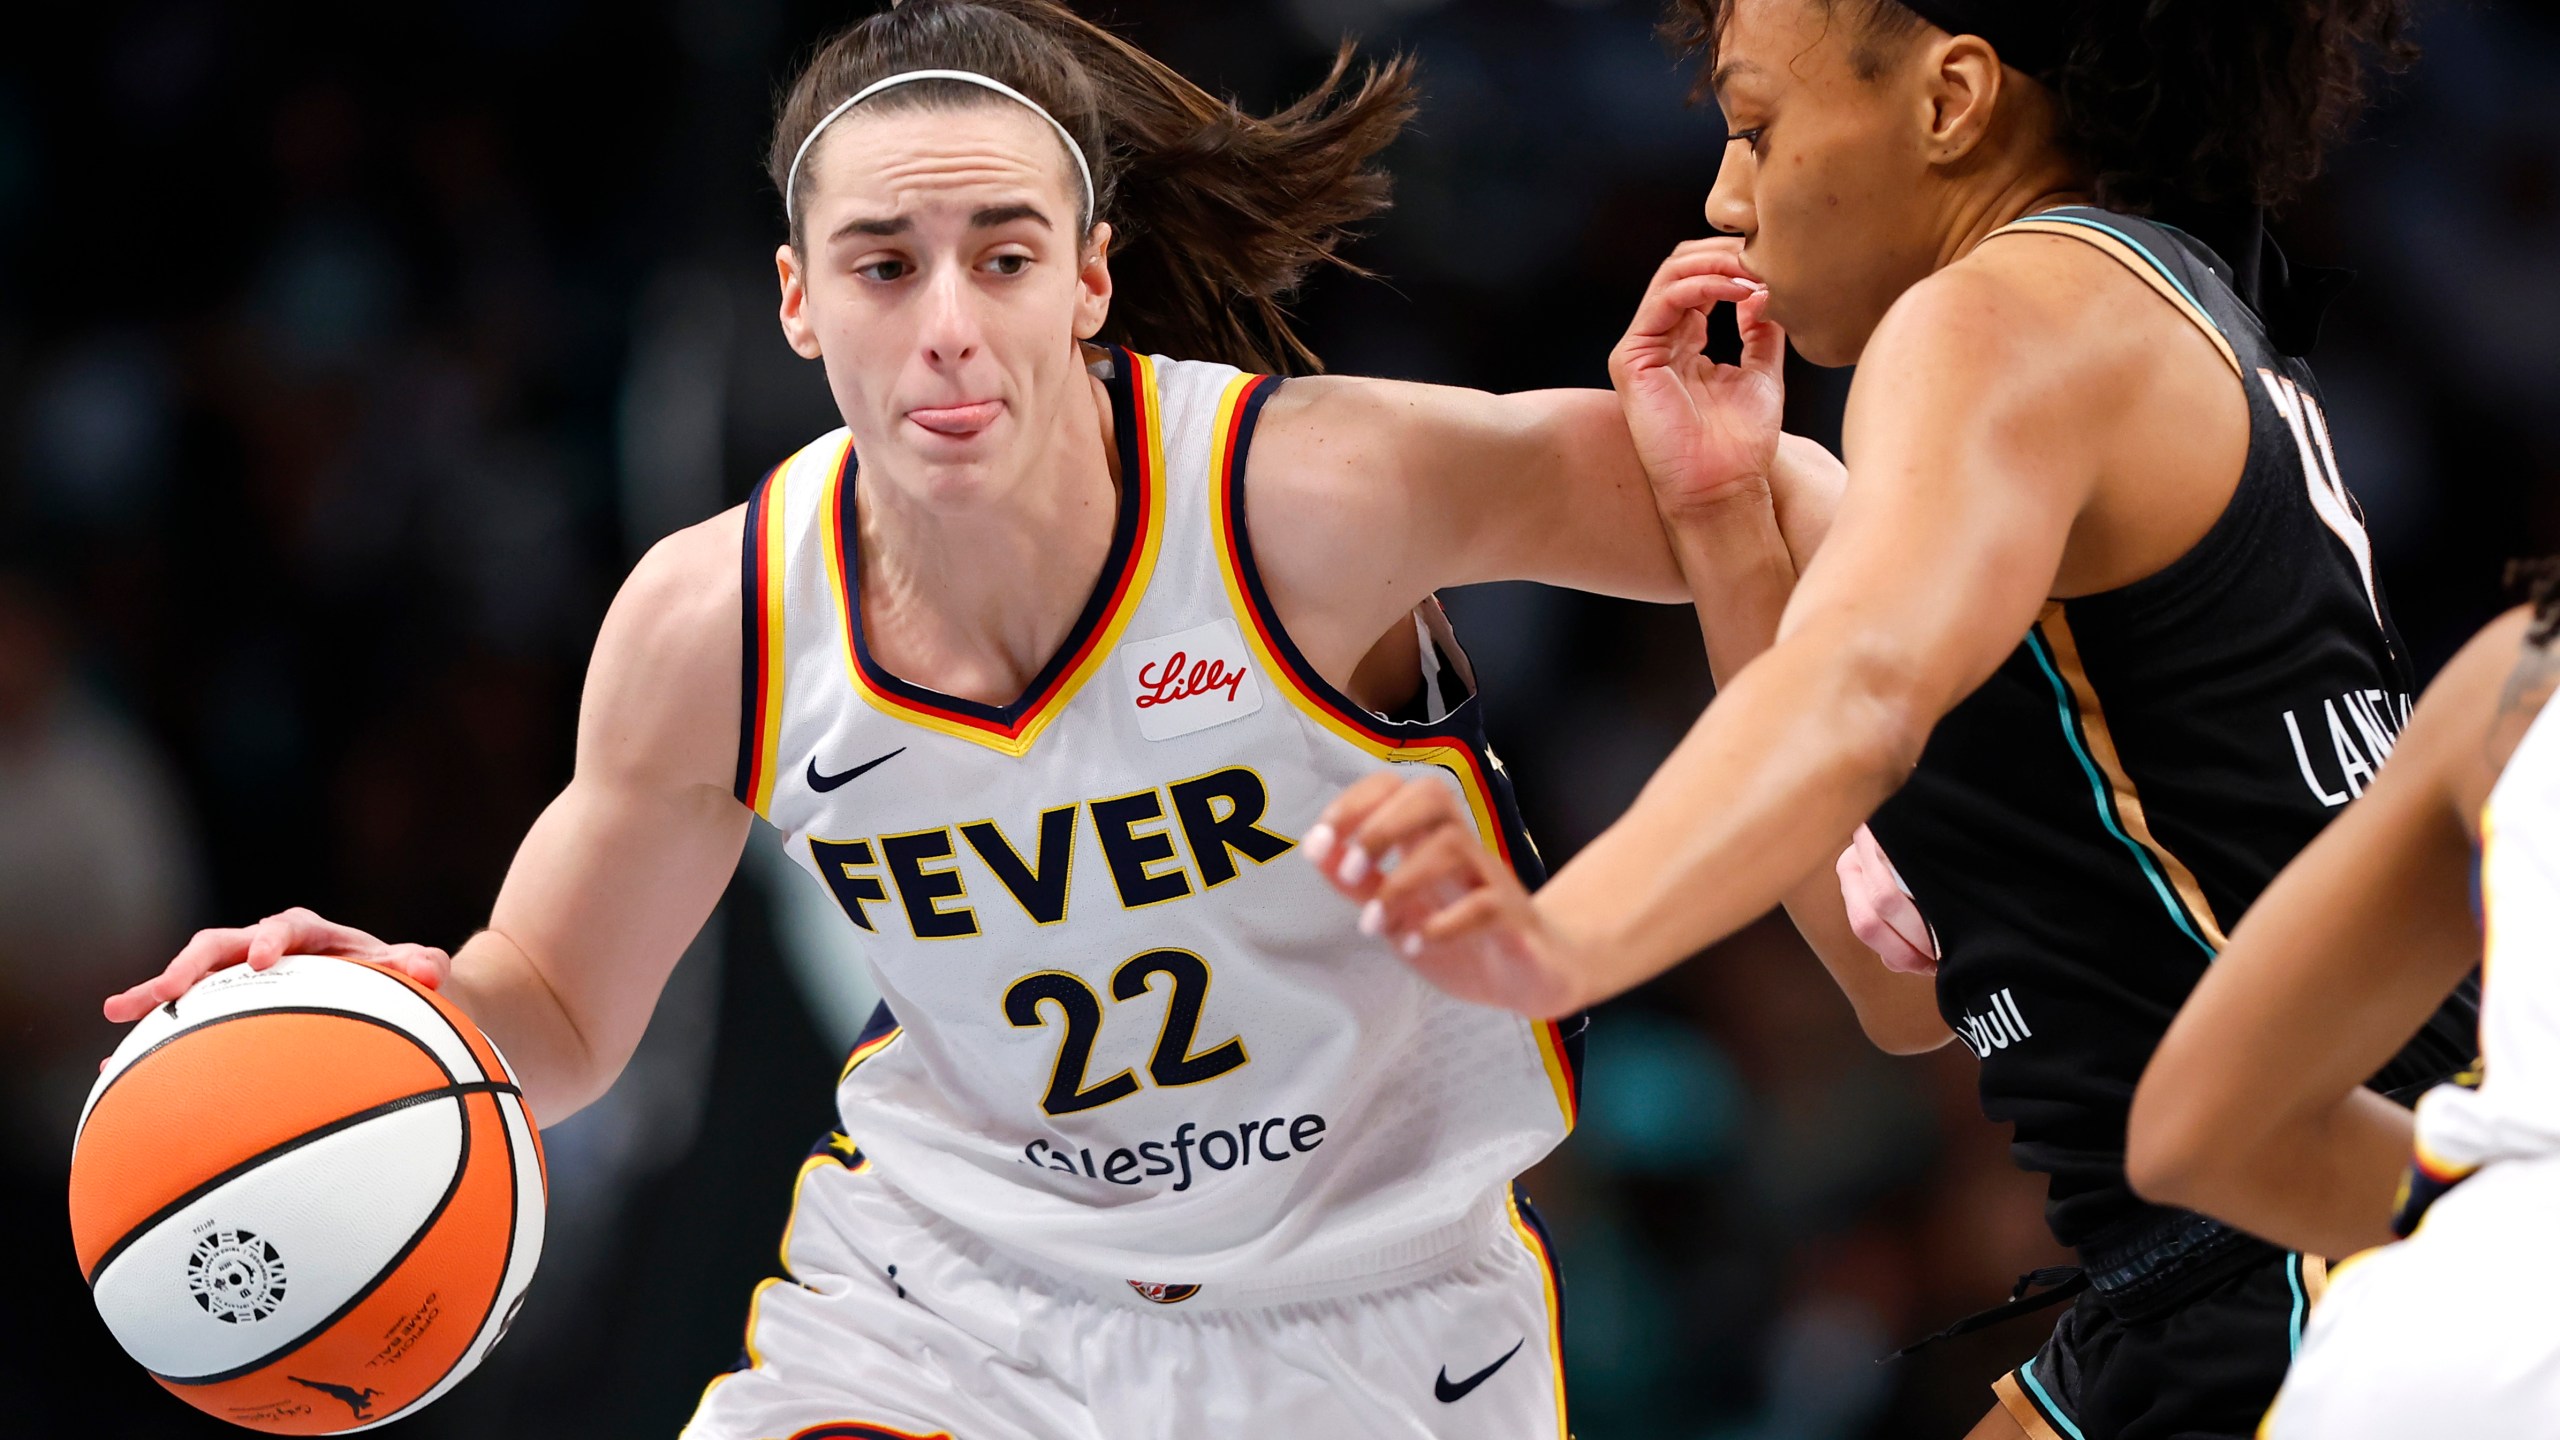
[960,807,1078,925]
[1200,1129,1239,1170]
[1091,791,1194,908]
[881,829,979,938]
[808,838,891,932]
[1168,769,1293,888]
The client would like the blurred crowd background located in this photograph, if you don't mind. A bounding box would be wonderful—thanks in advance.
[4,1,2552,1435]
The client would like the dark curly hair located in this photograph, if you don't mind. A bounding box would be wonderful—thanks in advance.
[1661,0,2417,213]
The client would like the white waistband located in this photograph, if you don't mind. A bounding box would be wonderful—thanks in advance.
[876,1171,1522,1312]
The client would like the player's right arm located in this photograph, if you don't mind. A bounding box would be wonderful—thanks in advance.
[1310,249,2117,1017]
[1609,239,1950,1053]
[2125,609,2527,1257]
[105,511,754,1125]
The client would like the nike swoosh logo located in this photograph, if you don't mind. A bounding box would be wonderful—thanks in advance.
[1434,1337,1525,1403]
[807,747,906,793]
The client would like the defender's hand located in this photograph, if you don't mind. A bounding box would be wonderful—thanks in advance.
[1837,826,1940,977]
[1305,774,1588,1019]
[104,908,452,1023]
[1608,238,1787,519]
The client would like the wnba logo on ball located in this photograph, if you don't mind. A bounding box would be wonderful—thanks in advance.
[186,1229,288,1324]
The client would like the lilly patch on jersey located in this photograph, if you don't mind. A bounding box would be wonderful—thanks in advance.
[1121,618,1264,741]
[1127,1280,1203,1305]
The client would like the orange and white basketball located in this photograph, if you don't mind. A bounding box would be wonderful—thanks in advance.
[70,955,546,1433]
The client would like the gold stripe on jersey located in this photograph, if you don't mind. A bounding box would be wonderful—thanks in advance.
[694,1275,783,1411]
[747,458,796,818]
[1993,1368,2075,1440]
[2036,605,2234,952]
[839,1025,905,1084]
[817,353,1170,757]
[1205,373,1581,1130]
[1992,216,2244,381]
[695,1137,873,1409]
[1506,1192,1570,1440]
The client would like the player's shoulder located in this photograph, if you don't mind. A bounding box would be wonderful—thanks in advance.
[592,504,748,703]
[2423,604,2543,729]
[2351,605,2545,827]
[1873,234,2127,375]
[617,505,745,642]
[2444,605,2554,812]
[1248,373,1505,488]
[1230,374,1408,516]
[578,505,749,787]
[1858,228,2177,446]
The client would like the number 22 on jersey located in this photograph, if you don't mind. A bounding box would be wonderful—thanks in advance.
[1005,948,1248,1116]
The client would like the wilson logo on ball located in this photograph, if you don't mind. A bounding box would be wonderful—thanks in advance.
[187,1229,288,1325]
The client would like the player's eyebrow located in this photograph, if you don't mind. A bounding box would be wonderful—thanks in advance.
[1711,58,1764,99]
[827,204,1051,245]
[832,215,912,242]
[972,203,1051,230]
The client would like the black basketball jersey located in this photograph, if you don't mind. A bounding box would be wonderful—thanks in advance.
[1864,207,2479,1252]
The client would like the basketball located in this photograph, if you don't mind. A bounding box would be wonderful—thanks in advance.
[69,956,546,1434]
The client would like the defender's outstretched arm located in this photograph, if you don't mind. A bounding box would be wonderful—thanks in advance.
[1617,240,1947,1053]
[1308,254,2108,1018]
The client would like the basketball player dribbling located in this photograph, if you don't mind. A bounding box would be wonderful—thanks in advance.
[1313,2,2479,1437]
[103,2,1830,1435]
[2126,574,2560,1436]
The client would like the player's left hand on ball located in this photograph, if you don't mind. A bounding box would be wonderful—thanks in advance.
[1305,774,1587,1019]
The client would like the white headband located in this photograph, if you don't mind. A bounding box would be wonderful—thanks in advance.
[784,68,1097,233]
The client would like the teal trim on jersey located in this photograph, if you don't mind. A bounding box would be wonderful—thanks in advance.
[2025,629,2221,958]
[2019,1356,2089,1440]
[2286,1252,2309,1354]
[2029,212,2213,320]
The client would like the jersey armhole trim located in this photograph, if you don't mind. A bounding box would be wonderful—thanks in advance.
[1205,375,1516,863]
[1990,215,2243,380]
[1206,375,1581,1129]
[736,461,792,816]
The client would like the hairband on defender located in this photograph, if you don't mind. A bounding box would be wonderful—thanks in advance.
[784,68,1098,230]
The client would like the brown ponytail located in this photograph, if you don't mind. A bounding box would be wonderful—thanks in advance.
[768,0,1418,375]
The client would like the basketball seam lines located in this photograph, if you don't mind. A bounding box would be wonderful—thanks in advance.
[86,1001,482,1146]
[147,1082,508,1387]
[386,1090,529,1426]
[372,966,504,1089]
[88,1076,518,1289]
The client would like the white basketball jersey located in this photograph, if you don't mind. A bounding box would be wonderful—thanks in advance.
[732,347,1579,1290]
[2414,685,2560,1177]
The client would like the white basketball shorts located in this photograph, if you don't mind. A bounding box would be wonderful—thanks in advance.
[2263,1153,2560,1439]
[681,1137,1568,1440]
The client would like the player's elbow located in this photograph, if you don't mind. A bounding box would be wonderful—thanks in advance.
[1830,642,1934,799]
[1862,1010,1956,1056]
[2123,1071,2229,1212]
